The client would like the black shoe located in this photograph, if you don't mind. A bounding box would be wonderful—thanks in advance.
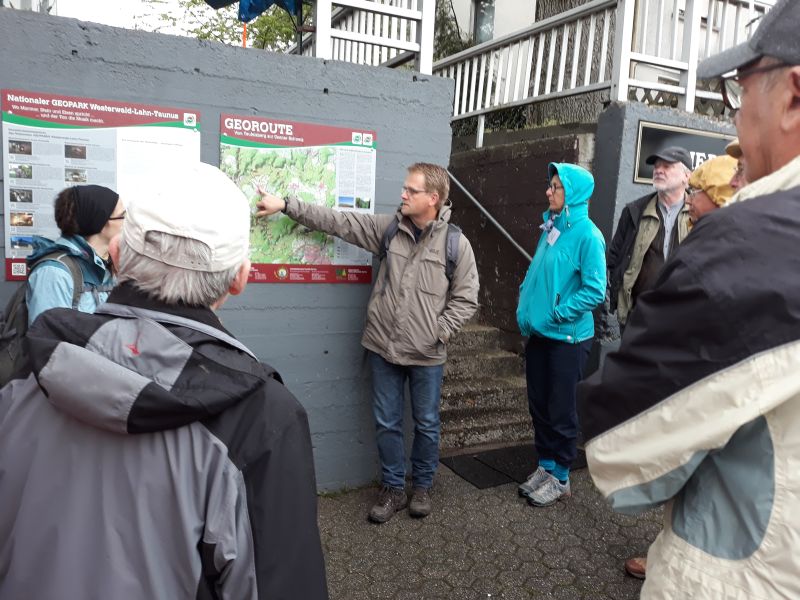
[368,485,408,523]
[408,487,432,518]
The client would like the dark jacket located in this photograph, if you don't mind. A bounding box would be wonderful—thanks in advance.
[606,193,653,312]
[0,283,328,600]
[579,180,800,598]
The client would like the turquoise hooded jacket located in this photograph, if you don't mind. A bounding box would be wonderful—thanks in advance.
[516,163,607,343]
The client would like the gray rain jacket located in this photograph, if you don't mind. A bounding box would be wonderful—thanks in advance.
[0,283,328,600]
[284,197,479,366]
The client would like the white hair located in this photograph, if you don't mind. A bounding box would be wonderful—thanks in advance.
[117,231,241,307]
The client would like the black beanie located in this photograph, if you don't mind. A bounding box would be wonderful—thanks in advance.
[73,185,119,236]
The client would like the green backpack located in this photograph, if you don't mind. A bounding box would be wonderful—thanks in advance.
[0,252,83,386]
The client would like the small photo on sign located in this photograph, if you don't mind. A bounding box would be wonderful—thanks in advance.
[64,144,87,159]
[8,140,32,155]
[10,212,34,227]
[9,164,32,179]
[355,197,371,209]
[10,188,33,203]
[65,168,88,183]
[11,236,33,249]
[338,196,355,208]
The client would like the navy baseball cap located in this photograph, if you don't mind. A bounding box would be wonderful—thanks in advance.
[645,146,692,170]
[698,0,800,79]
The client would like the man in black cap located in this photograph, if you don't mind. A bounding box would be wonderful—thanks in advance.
[606,145,692,329]
[580,0,800,597]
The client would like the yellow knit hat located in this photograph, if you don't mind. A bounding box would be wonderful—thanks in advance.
[688,155,737,207]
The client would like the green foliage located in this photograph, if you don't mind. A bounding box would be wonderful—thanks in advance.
[434,0,472,61]
[143,0,312,51]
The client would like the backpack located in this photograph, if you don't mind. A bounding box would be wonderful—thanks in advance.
[0,252,83,386]
[377,219,461,282]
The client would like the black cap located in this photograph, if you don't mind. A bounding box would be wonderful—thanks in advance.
[698,0,800,79]
[645,146,692,170]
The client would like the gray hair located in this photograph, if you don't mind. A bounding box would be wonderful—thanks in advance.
[117,231,241,307]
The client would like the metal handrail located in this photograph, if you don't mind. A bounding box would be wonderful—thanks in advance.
[448,170,532,263]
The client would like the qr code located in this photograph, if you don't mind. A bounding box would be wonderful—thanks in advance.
[11,263,26,277]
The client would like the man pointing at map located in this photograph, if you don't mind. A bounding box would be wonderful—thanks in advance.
[257,162,479,523]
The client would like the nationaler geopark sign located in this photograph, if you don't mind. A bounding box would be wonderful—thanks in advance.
[2,89,200,281]
[220,114,377,284]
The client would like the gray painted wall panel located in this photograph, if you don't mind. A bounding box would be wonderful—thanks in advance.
[0,9,454,490]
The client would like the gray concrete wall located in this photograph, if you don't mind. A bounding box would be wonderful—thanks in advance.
[0,8,455,490]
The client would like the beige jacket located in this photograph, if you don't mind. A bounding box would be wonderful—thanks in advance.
[617,196,690,325]
[284,197,479,366]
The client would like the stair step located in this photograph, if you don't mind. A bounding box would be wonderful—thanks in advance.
[440,411,531,450]
[444,350,522,381]
[440,376,527,413]
[448,324,505,353]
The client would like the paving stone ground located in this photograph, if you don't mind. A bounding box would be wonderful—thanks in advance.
[318,465,662,600]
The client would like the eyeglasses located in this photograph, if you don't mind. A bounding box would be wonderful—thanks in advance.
[108,211,126,221]
[547,183,564,193]
[401,186,428,196]
[686,187,702,197]
[720,61,789,110]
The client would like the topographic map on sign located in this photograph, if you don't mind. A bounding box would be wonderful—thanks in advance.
[220,145,336,265]
[219,115,376,284]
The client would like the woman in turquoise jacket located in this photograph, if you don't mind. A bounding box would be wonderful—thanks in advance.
[516,162,606,507]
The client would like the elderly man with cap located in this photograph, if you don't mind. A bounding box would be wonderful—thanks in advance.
[606,145,692,330]
[580,0,800,597]
[0,162,328,600]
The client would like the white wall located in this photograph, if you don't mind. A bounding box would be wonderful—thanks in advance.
[449,0,537,43]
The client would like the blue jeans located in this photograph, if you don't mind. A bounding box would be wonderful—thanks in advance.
[368,351,445,489]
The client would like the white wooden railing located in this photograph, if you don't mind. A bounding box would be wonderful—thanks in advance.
[618,0,773,110]
[430,0,773,140]
[295,0,774,133]
[302,0,434,74]
[434,0,617,123]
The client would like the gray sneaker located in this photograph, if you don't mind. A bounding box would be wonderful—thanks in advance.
[408,487,432,518]
[368,485,408,523]
[518,466,550,497]
[526,474,571,507]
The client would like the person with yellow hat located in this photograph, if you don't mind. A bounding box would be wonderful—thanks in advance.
[686,154,738,224]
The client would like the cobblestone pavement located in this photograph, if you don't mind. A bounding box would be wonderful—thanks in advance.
[318,465,662,600]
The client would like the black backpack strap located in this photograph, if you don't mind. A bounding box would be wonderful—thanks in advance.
[445,223,462,282]
[29,252,84,309]
[378,218,400,263]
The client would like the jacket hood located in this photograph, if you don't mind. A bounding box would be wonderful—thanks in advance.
[26,295,267,435]
[548,163,594,210]
[27,235,92,265]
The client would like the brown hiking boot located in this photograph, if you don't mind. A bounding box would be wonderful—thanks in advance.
[368,485,407,523]
[408,487,432,518]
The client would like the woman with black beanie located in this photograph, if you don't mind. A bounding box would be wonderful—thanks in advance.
[26,184,125,325]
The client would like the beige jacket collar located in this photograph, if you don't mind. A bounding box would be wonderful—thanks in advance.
[729,154,800,205]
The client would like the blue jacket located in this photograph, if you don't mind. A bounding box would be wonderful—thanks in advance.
[516,163,607,343]
[26,235,115,326]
